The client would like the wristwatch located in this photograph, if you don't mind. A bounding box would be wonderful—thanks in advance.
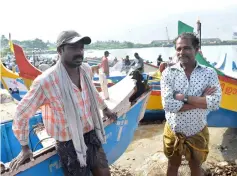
[183,95,188,103]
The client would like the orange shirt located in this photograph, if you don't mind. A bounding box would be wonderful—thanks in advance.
[13,64,107,145]
[100,56,109,75]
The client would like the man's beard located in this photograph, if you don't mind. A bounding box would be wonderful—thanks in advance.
[66,55,84,68]
[178,56,189,64]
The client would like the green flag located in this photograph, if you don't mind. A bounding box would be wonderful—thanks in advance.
[177,20,225,76]
[195,53,225,76]
[178,21,194,35]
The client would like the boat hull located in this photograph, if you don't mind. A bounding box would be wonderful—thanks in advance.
[0,63,28,101]
[207,108,237,127]
[1,92,150,175]
[207,75,237,127]
[94,75,165,121]
[144,86,164,121]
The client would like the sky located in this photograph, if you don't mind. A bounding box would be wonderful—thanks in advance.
[0,0,237,43]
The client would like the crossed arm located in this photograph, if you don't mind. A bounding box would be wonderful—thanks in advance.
[176,87,216,111]
[160,69,222,113]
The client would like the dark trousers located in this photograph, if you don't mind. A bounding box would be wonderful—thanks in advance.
[56,130,109,176]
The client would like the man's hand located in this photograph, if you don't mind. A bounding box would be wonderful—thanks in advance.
[9,145,33,171]
[202,86,216,96]
[103,107,117,122]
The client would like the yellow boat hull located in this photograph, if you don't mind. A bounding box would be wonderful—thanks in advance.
[207,75,237,127]
[0,62,28,100]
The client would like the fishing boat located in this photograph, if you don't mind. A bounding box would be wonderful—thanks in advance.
[215,53,227,71]
[85,59,164,121]
[1,69,151,175]
[10,44,165,121]
[144,62,159,73]
[179,21,237,128]
[13,44,42,89]
[233,61,237,71]
[0,62,28,101]
[196,53,237,127]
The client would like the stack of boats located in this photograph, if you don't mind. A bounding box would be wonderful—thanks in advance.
[0,21,237,175]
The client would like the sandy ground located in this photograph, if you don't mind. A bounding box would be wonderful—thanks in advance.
[110,123,237,176]
[1,98,237,175]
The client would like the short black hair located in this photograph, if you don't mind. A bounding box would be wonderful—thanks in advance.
[173,32,200,49]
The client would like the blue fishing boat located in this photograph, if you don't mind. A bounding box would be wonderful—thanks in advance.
[233,61,237,71]
[1,73,151,175]
[216,53,227,71]
[94,74,165,121]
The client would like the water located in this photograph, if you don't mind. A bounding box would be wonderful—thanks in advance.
[84,45,236,63]
[46,45,237,77]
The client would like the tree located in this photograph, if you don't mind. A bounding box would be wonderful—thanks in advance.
[1,35,9,48]
[31,38,48,49]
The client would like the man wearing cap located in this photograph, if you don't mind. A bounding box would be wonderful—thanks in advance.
[10,30,117,176]
[100,51,110,77]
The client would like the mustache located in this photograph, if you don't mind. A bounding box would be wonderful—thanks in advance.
[72,55,84,60]
[178,55,189,59]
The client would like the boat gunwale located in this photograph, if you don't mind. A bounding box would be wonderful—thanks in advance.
[1,90,151,175]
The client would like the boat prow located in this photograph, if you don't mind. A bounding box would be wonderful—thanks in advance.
[13,44,42,89]
[1,74,151,175]
[0,62,28,101]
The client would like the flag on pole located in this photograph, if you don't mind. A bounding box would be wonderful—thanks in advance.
[178,21,194,35]
[8,33,14,53]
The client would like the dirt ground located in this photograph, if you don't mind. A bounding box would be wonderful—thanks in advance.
[110,123,237,176]
[1,99,237,176]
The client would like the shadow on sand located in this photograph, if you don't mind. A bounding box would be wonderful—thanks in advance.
[221,128,237,162]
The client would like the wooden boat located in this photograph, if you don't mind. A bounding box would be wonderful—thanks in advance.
[196,53,237,127]
[215,53,227,71]
[13,44,42,89]
[0,61,28,101]
[1,73,151,175]
[93,74,164,121]
[144,62,159,73]
[11,44,165,121]
[233,61,237,71]
[179,21,237,128]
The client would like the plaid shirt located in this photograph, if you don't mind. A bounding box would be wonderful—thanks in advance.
[12,63,107,146]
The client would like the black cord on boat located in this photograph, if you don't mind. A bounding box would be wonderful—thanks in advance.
[33,137,53,152]
[28,123,44,150]
[29,124,40,149]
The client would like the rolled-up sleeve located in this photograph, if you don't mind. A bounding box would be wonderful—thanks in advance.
[12,78,46,146]
[161,69,184,113]
[206,69,222,111]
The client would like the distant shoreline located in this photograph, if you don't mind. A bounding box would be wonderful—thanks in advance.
[29,43,237,55]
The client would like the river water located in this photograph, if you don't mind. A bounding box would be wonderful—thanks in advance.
[47,45,237,77]
[85,45,236,62]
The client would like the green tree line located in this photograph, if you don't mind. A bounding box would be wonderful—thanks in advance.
[1,35,237,56]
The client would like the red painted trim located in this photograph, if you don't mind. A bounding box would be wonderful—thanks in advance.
[218,75,237,85]
[151,90,161,96]
[13,44,42,80]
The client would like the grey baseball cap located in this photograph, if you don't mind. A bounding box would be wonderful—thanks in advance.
[56,30,91,47]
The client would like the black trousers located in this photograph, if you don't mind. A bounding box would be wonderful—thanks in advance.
[56,130,109,176]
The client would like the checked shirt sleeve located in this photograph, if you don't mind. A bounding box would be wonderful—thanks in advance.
[12,79,46,146]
